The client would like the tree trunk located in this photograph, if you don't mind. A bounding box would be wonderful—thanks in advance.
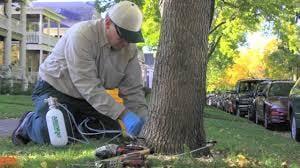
[142,0,212,155]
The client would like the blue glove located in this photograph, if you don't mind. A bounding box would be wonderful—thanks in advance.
[121,111,144,136]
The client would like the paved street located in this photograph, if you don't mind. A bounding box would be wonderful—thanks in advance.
[0,119,18,138]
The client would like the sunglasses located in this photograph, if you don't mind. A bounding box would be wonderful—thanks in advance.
[114,24,123,39]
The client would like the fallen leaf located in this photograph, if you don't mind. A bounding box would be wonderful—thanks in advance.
[40,161,47,168]
[281,161,288,168]
[237,154,249,168]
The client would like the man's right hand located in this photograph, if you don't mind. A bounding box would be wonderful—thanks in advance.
[119,111,144,136]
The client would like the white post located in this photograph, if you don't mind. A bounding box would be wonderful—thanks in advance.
[39,50,43,66]
[47,17,51,46]
[47,17,50,35]
[20,1,28,91]
[57,22,60,37]
[39,14,43,44]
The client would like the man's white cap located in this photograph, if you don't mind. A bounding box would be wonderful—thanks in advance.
[108,1,144,43]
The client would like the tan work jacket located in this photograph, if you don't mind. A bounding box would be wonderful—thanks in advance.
[39,19,148,120]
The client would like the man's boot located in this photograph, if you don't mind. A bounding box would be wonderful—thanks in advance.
[11,111,33,145]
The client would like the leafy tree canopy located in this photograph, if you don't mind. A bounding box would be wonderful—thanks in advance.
[94,0,299,91]
[207,0,299,91]
[264,39,299,80]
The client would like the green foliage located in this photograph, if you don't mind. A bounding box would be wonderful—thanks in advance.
[274,19,300,54]
[207,59,234,92]
[141,0,161,48]
[94,0,114,13]
[207,0,299,92]
[0,81,33,95]
[262,20,300,79]
[21,0,30,3]
[265,46,298,79]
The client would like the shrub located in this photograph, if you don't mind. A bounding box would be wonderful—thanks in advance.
[0,79,34,95]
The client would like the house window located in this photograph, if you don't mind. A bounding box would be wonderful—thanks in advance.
[27,22,39,32]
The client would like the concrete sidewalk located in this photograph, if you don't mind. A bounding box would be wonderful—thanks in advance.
[0,119,19,138]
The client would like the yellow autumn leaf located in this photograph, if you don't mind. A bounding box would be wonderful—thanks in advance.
[40,161,47,168]
[227,159,236,167]
[237,154,249,168]
[281,161,288,168]
[223,46,270,88]
[224,158,236,167]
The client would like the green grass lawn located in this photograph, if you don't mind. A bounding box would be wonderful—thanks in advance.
[205,107,300,167]
[0,95,299,167]
[0,95,33,119]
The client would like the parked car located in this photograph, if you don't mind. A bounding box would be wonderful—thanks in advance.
[235,79,268,117]
[255,80,295,129]
[247,80,271,121]
[288,78,300,142]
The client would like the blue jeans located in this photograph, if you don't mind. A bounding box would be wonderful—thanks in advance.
[24,80,119,144]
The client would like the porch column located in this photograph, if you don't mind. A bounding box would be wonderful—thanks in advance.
[47,17,51,47]
[38,14,43,44]
[20,1,28,90]
[3,0,12,70]
[2,0,13,89]
[47,17,50,35]
[39,50,43,66]
[57,22,60,37]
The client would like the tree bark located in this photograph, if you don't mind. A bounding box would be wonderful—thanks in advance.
[142,0,213,155]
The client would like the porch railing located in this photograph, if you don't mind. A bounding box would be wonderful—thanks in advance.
[11,19,23,34]
[0,14,8,30]
[0,14,24,34]
[27,32,58,47]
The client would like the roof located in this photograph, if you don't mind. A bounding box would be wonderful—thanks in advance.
[30,1,99,27]
[25,7,65,22]
[255,79,294,84]
[270,80,295,84]
[237,79,271,83]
